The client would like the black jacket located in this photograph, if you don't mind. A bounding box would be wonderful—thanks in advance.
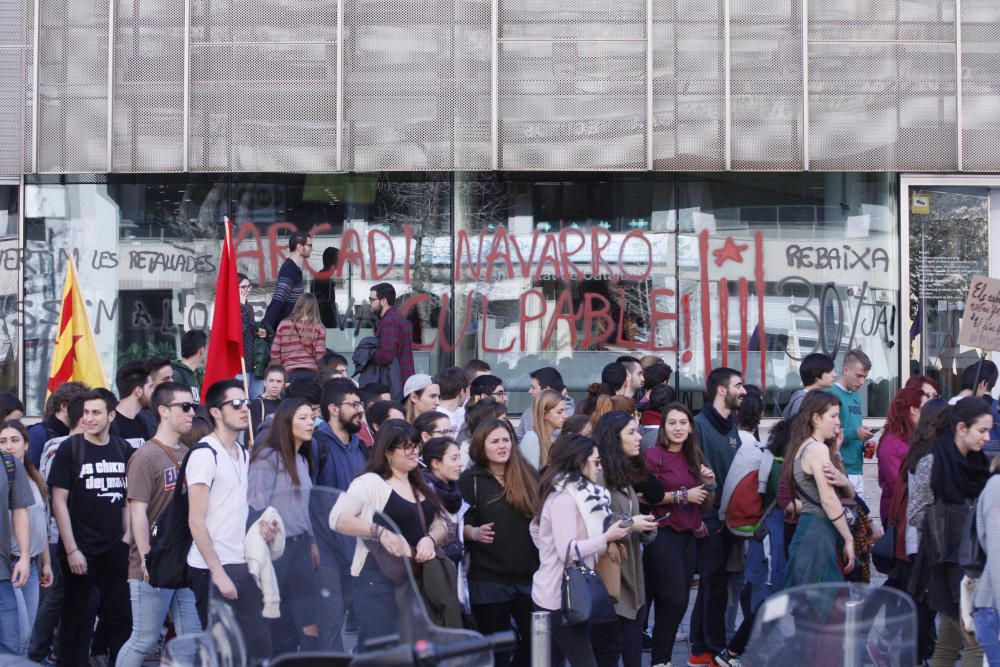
[458,465,539,585]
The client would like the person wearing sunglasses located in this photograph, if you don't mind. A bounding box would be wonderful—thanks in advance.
[118,383,201,667]
[186,379,274,661]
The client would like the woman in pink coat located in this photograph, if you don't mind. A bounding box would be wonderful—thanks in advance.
[876,385,924,519]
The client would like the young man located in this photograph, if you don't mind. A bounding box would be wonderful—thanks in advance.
[117,382,201,667]
[0,445,34,656]
[172,330,208,403]
[436,367,470,437]
[28,381,88,468]
[147,357,175,387]
[186,379,273,661]
[312,380,368,650]
[49,390,132,667]
[690,367,746,667]
[782,352,837,418]
[112,360,157,445]
[463,359,491,382]
[827,348,874,501]
[263,231,311,329]
[368,282,415,397]
[617,355,645,400]
[516,367,575,440]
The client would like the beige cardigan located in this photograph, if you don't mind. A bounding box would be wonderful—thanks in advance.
[328,472,446,577]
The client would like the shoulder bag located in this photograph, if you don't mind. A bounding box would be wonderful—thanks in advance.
[561,543,617,625]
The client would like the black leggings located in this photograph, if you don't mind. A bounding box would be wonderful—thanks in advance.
[472,591,534,667]
[643,528,696,665]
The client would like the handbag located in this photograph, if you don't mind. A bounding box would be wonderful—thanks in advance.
[595,542,624,602]
[561,543,617,625]
[871,524,897,575]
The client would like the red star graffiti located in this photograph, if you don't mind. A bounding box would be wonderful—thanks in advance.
[713,237,748,266]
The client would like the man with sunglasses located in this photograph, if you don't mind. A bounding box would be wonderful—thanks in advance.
[118,383,201,667]
[186,379,273,661]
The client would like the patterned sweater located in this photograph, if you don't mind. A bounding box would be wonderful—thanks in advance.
[270,320,325,372]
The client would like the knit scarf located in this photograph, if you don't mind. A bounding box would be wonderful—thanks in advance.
[423,470,463,514]
[930,433,989,504]
[554,473,612,540]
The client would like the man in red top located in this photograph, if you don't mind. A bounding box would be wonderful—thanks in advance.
[368,283,415,397]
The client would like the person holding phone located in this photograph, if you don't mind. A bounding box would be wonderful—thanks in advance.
[641,403,716,667]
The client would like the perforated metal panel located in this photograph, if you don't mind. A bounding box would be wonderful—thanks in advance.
[37,0,110,173]
[0,0,31,174]
[344,0,490,171]
[111,0,184,172]
[189,41,337,172]
[191,0,337,43]
[808,0,955,42]
[729,0,803,171]
[499,0,645,41]
[652,0,726,170]
[498,39,646,170]
[960,1,1000,171]
[808,42,956,171]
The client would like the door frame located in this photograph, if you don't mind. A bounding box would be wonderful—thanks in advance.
[900,173,1000,391]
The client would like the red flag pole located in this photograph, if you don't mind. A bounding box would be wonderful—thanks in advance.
[226,217,255,450]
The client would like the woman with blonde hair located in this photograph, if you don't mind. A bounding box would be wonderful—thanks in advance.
[270,293,326,382]
[519,389,566,469]
[589,395,636,432]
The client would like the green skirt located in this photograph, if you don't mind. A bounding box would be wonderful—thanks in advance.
[785,512,845,588]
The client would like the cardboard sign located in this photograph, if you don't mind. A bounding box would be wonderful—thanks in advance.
[958,275,1000,351]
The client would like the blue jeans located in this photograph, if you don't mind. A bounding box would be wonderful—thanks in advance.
[0,579,19,655]
[973,608,1000,666]
[14,562,39,655]
[115,579,201,667]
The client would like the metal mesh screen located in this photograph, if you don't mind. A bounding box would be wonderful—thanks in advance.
[344,0,490,171]
[730,0,803,170]
[0,0,31,174]
[189,41,337,172]
[498,39,646,170]
[808,0,955,42]
[191,0,337,43]
[808,42,956,171]
[37,0,109,173]
[652,0,726,170]
[499,0,645,41]
[960,1,1000,171]
[111,0,184,172]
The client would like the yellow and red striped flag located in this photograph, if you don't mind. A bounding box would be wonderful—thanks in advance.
[46,258,106,395]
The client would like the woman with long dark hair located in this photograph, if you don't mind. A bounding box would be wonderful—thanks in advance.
[642,402,716,665]
[421,437,465,563]
[531,434,631,667]
[783,392,856,587]
[270,293,326,382]
[590,412,658,667]
[908,398,991,665]
[0,420,53,655]
[248,398,319,650]
[876,385,924,519]
[330,420,449,648]
[458,418,539,666]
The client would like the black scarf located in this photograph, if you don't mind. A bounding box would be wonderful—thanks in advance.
[423,470,463,514]
[930,432,989,504]
[701,403,734,435]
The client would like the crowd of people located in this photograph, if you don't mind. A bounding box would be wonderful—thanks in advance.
[2,244,1000,666]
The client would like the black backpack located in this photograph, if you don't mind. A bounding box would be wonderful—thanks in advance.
[146,442,216,589]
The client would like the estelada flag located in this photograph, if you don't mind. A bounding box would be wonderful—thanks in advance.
[47,258,107,395]
[201,218,245,394]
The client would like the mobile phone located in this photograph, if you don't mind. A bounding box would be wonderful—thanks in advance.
[655,513,672,526]
[869,427,882,433]
[619,517,634,528]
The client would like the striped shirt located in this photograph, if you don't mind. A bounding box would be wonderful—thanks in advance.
[270,320,325,373]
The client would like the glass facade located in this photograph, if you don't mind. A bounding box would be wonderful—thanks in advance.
[17,171,900,417]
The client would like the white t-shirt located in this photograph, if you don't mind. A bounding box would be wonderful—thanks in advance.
[437,404,465,436]
[185,434,249,569]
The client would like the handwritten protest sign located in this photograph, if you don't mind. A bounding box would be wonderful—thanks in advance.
[958,275,1000,351]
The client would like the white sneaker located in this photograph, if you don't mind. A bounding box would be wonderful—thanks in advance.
[651,663,673,667]
[676,629,689,642]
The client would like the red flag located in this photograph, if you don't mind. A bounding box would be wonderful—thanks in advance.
[202,219,245,395]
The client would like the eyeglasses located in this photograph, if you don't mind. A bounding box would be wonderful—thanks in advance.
[923,391,940,400]
[430,427,457,436]
[217,398,251,410]
[398,442,423,454]
[339,401,364,410]
[491,390,507,398]
[166,402,196,413]
[238,283,252,291]
[368,297,381,303]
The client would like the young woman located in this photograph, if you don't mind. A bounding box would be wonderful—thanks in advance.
[561,414,592,437]
[248,399,320,650]
[590,412,659,667]
[784,391,856,587]
[237,273,271,399]
[421,437,465,562]
[0,420,53,656]
[456,397,507,466]
[270,293,326,382]
[973,455,1000,665]
[330,420,449,648]
[413,411,454,444]
[531,434,631,667]
[908,398,991,666]
[519,390,566,469]
[403,375,441,424]
[250,364,287,436]
[876,385,923,519]
[588,395,636,433]
[458,418,539,667]
[642,402,716,666]
[638,384,673,453]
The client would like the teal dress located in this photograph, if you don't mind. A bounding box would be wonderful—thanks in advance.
[785,453,845,587]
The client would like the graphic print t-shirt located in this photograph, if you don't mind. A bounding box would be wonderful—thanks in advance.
[48,434,131,556]
[125,439,183,579]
